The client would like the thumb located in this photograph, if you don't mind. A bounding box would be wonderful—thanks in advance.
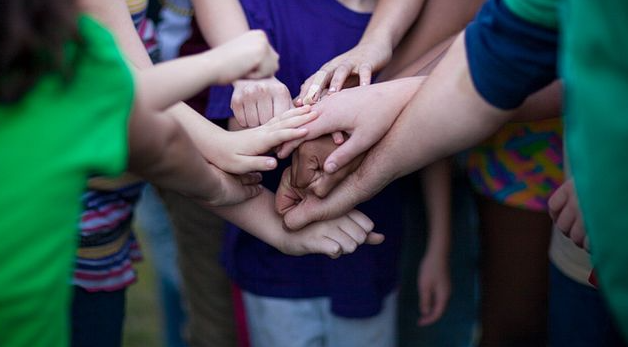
[283,198,326,230]
[234,155,278,174]
[365,232,385,245]
[324,136,369,174]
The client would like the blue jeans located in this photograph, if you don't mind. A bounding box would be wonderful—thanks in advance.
[549,262,626,347]
[135,185,187,347]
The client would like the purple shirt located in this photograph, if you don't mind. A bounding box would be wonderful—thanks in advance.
[210,0,404,318]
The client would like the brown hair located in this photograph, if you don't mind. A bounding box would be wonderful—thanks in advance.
[0,0,81,103]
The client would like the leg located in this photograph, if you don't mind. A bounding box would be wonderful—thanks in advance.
[71,286,126,347]
[327,291,398,347]
[242,292,325,347]
[134,185,187,347]
[160,189,238,347]
[477,195,551,347]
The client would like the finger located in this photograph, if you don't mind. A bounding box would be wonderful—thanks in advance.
[358,63,372,86]
[548,183,569,220]
[329,225,359,254]
[331,131,345,145]
[583,235,591,252]
[364,232,385,245]
[243,100,259,127]
[303,70,331,104]
[336,214,368,245]
[239,172,263,185]
[328,62,353,93]
[235,183,263,204]
[266,128,310,145]
[272,88,293,121]
[555,203,577,238]
[235,156,278,173]
[347,210,374,232]
[276,138,307,159]
[275,170,303,216]
[283,198,327,230]
[319,237,343,259]
[231,99,248,128]
[257,95,274,125]
[324,135,369,174]
[419,285,433,322]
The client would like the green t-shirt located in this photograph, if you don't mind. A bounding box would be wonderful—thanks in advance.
[0,16,133,346]
[507,0,628,338]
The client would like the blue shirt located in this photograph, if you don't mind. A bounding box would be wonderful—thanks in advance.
[209,0,404,318]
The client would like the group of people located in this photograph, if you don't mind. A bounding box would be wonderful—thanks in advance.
[1,0,627,347]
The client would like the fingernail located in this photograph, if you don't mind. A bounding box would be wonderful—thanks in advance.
[328,87,337,93]
[267,158,276,168]
[325,162,338,173]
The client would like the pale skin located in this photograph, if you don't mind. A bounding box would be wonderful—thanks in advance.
[280,32,562,230]
[82,0,383,258]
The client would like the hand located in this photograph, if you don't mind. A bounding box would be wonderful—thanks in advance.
[195,165,263,207]
[548,178,589,250]
[208,106,318,174]
[417,250,451,326]
[276,207,385,259]
[275,134,364,217]
[209,30,279,84]
[277,77,426,174]
[231,77,292,127]
[296,41,393,104]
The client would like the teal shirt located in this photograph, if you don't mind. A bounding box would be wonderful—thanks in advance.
[506,0,628,339]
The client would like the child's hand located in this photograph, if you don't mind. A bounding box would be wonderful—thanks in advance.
[211,106,319,174]
[417,249,451,326]
[231,77,292,127]
[277,209,385,259]
[195,164,263,207]
[549,178,589,250]
[209,30,279,84]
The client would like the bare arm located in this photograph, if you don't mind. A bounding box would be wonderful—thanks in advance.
[191,0,249,45]
[417,159,452,326]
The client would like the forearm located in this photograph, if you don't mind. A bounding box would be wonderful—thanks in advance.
[127,111,221,199]
[361,0,426,50]
[354,33,512,200]
[210,189,286,248]
[192,0,249,46]
[420,159,451,256]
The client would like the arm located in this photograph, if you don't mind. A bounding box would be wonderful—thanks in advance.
[208,188,384,258]
[282,32,513,230]
[193,0,292,128]
[82,0,304,175]
[417,159,452,326]
[298,0,426,103]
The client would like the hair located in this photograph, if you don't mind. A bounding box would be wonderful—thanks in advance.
[0,0,80,103]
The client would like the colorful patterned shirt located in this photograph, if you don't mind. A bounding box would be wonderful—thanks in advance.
[466,118,564,211]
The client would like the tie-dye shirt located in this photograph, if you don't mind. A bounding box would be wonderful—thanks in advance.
[466,118,564,211]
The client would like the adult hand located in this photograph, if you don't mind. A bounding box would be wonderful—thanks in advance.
[277,77,426,173]
[417,250,451,326]
[231,77,292,127]
[296,41,393,104]
[548,178,589,250]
